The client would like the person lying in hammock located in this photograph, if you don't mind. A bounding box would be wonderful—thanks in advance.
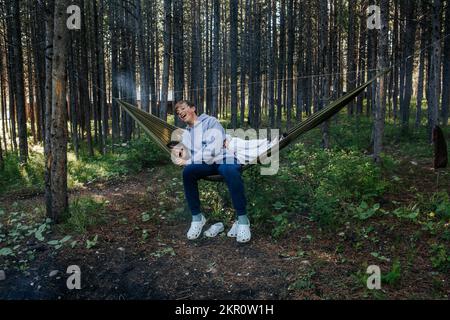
[172,100,251,243]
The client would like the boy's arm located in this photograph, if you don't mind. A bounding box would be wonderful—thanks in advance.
[200,117,227,164]
[182,116,226,165]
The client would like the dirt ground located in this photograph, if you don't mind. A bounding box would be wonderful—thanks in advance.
[0,160,449,300]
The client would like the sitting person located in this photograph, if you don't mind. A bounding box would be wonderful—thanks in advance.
[172,100,251,243]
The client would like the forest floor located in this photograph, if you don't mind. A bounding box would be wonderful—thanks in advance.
[0,149,449,300]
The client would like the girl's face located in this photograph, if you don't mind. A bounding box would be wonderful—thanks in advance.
[176,104,197,125]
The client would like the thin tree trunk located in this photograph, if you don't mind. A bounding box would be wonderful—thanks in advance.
[415,22,426,129]
[374,0,389,163]
[211,0,220,117]
[230,0,238,128]
[44,0,54,219]
[9,0,28,162]
[98,0,108,154]
[269,0,276,127]
[347,0,356,116]
[286,0,294,129]
[441,0,450,126]
[173,0,184,126]
[427,0,441,142]
[400,1,417,134]
[109,0,120,144]
[277,0,286,129]
[160,0,172,121]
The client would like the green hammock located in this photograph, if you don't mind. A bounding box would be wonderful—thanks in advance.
[117,69,390,181]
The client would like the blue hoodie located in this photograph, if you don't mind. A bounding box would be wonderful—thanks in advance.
[181,114,237,165]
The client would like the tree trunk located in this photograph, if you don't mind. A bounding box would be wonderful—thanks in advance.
[356,1,367,115]
[230,0,238,128]
[136,0,149,114]
[68,33,79,158]
[400,1,417,134]
[9,0,28,162]
[109,0,120,144]
[160,0,172,121]
[98,0,108,153]
[31,0,45,142]
[211,0,220,117]
[44,0,54,219]
[277,0,286,129]
[347,0,356,115]
[286,0,294,129]
[319,0,330,149]
[415,21,426,129]
[49,0,70,221]
[373,0,389,163]
[80,0,94,155]
[173,0,184,126]
[427,0,441,142]
[441,0,450,126]
[269,0,276,127]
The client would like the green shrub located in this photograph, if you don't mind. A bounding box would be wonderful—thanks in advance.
[61,196,106,233]
[430,244,450,271]
[382,259,402,286]
[0,150,45,195]
[287,144,388,228]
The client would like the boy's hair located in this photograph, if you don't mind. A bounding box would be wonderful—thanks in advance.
[175,100,196,114]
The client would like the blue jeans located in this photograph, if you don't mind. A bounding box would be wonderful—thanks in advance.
[182,163,247,216]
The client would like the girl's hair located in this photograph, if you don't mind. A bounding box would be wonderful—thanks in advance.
[175,100,196,114]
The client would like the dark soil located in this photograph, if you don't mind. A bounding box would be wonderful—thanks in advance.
[0,160,449,300]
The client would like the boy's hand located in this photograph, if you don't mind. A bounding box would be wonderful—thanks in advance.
[174,158,187,166]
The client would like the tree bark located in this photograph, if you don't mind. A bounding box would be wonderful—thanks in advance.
[400,1,417,134]
[441,0,450,126]
[230,0,238,128]
[374,0,389,163]
[277,0,286,129]
[427,0,441,142]
[9,0,28,162]
[286,0,294,129]
[49,0,70,221]
[415,21,426,129]
[44,0,54,219]
[160,0,172,121]
[347,0,356,116]
[211,0,220,118]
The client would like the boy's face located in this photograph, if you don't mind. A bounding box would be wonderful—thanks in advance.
[176,104,197,124]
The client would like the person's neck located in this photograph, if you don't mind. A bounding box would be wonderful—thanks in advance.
[187,114,199,127]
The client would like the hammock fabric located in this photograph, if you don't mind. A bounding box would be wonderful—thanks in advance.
[117,69,391,182]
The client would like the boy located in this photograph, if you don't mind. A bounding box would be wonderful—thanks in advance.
[173,100,251,243]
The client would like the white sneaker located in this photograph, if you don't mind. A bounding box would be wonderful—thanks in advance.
[204,222,225,237]
[236,223,251,243]
[187,215,207,240]
[227,221,238,238]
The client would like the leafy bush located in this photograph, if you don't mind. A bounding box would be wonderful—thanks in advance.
[430,244,450,271]
[286,144,388,228]
[0,150,45,195]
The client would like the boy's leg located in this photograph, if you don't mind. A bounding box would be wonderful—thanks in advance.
[183,164,218,217]
[217,164,247,218]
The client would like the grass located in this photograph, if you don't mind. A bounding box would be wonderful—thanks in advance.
[0,137,167,196]
[60,196,107,233]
